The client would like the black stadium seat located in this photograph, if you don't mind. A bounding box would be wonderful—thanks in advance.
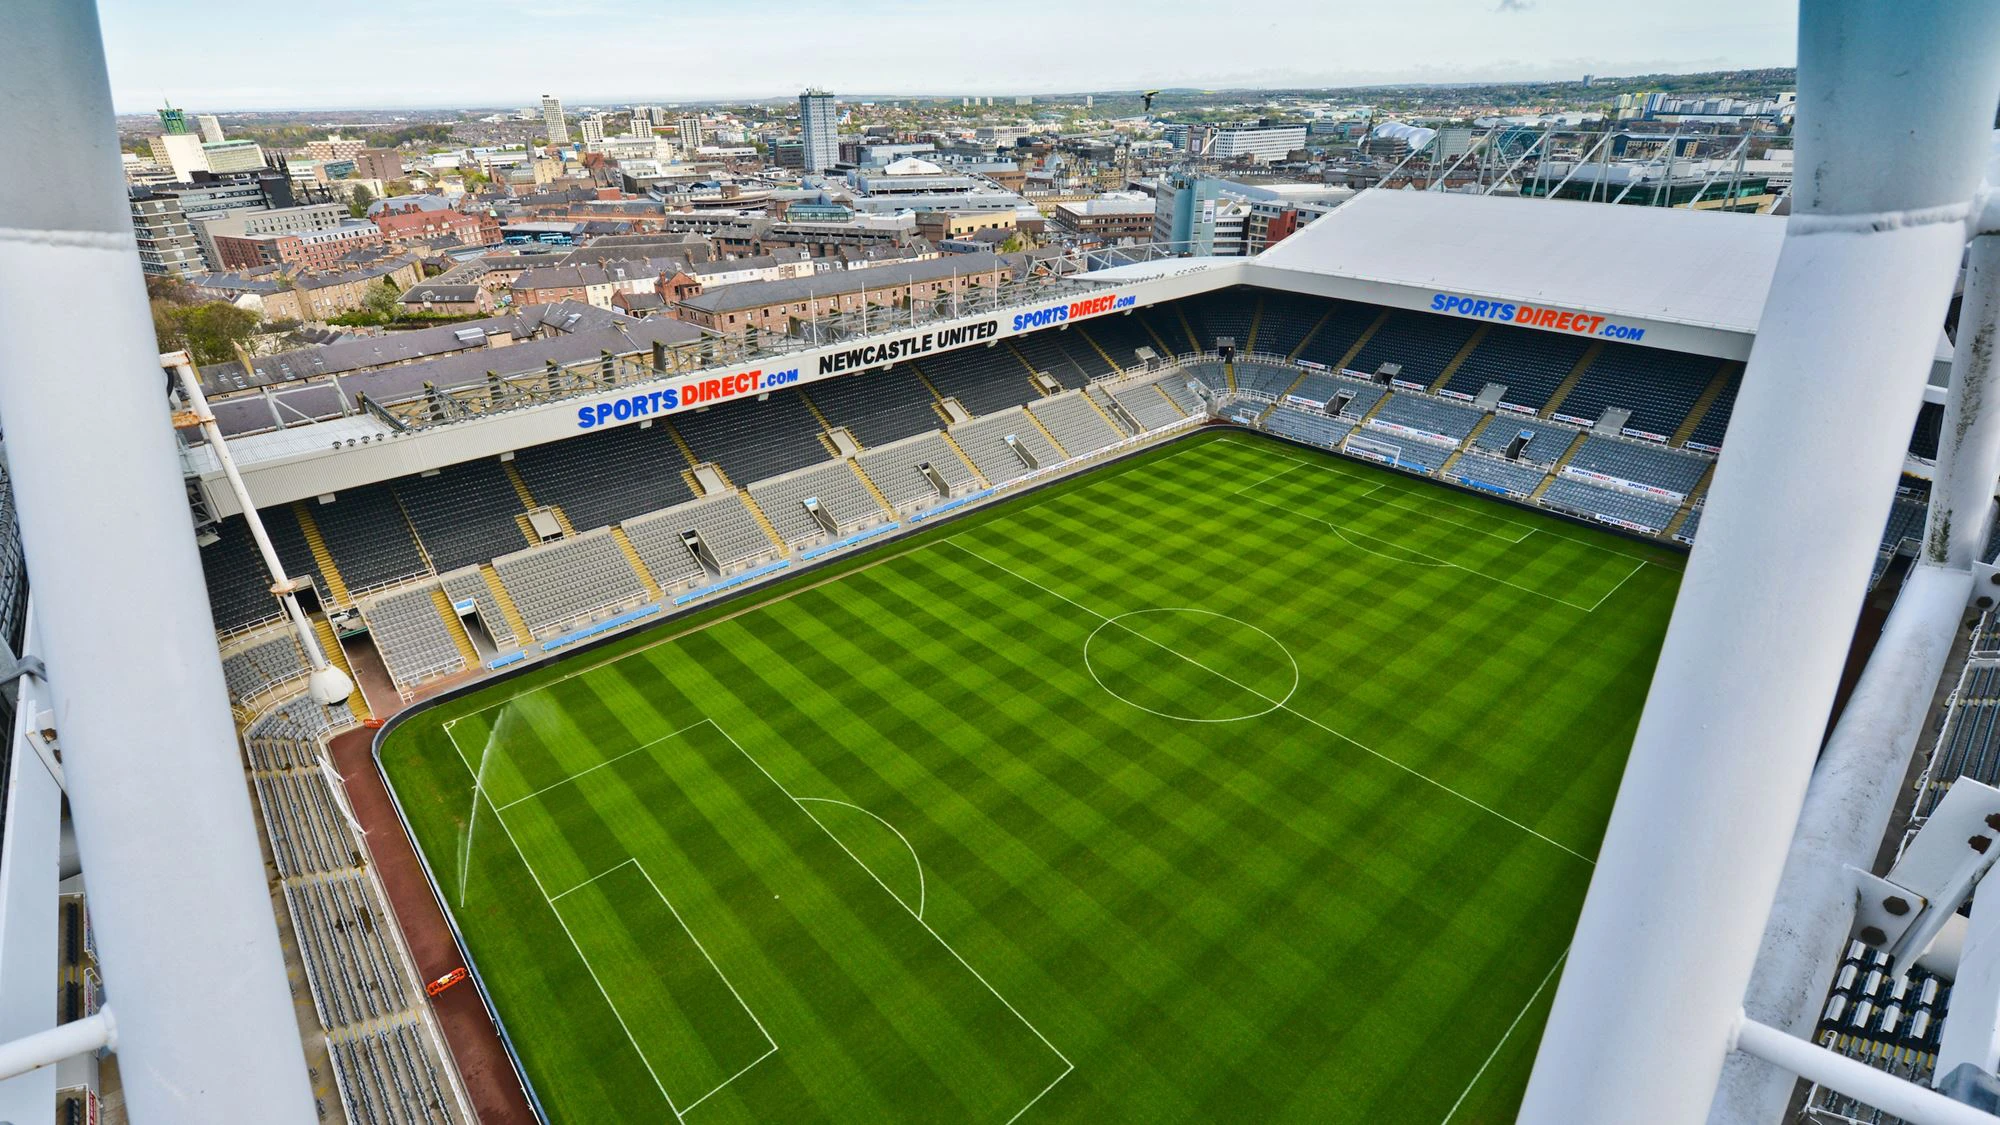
[514,419,695,533]
[307,483,428,591]
[805,365,944,447]
[1346,311,1480,387]
[393,459,529,574]
[1443,323,1592,411]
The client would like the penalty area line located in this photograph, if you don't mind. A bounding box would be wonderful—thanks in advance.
[706,718,1074,1121]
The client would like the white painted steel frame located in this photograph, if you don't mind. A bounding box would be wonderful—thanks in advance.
[0,3,318,1121]
[1520,4,2000,1122]
[0,616,61,1120]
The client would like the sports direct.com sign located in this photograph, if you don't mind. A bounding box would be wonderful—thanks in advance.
[1429,293,1648,342]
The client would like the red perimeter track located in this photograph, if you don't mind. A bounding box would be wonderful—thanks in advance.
[329,727,538,1125]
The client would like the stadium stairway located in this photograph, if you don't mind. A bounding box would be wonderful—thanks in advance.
[1530,431,1593,500]
[1077,326,1125,374]
[1663,461,1719,539]
[1538,342,1607,420]
[292,503,352,607]
[1084,385,1132,435]
[1002,340,1048,391]
[739,491,790,554]
[311,616,369,718]
[850,460,898,517]
[610,527,665,600]
[1173,306,1203,353]
[664,419,701,467]
[1439,414,1499,477]
[1022,408,1071,458]
[1244,295,1266,353]
[940,431,990,486]
[478,565,533,645]
[1673,362,1741,447]
[502,460,540,510]
[906,362,953,420]
[1286,306,1337,362]
[1335,310,1391,373]
[799,391,842,445]
[1355,389,1395,426]
[1136,316,1180,361]
[513,506,574,546]
[429,586,481,667]
[1152,382,1189,418]
[1429,326,1491,393]
[1223,360,1237,392]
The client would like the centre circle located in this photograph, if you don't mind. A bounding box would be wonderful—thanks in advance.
[1083,608,1299,722]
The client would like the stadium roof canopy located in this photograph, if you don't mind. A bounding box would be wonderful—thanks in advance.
[1255,188,1788,337]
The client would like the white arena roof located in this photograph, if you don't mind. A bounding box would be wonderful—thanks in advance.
[1256,188,1790,336]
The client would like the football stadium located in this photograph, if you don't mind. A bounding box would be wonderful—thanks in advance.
[195,188,1922,1123]
[12,5,2000,1125]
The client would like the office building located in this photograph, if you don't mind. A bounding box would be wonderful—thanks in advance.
[541,94,568,144]
[149,133,208,181]
[127,176,300,277]
[201,140,266,175]
[157,101,188,135]
[305,136,365,162]
[355,149,404,183]
[211,221,384,272]
[1211,125,1307,164]
[194,201,350,268]
[1152,172,1229,255]
[196,114,224,144]
[677,115,703,150]
[630,113,652,139]
[1051,197,1156,244]
[128,192,206,277]
[579,113,606,148]
[799,88,837,174]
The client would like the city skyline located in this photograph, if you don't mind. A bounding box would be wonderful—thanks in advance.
[98,0,1795,112]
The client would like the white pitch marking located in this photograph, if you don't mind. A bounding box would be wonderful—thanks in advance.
[494,721,707,811]
[434,437,1223,729]
[1438,949,1568,1125]
[1228,491,1609,613]
[444,727,685,1121]
[1081,608,1301,723]
[550,858,642,901]
[448,725,780,1120]
[794,797,928,919]
[946,542,1594,866]
[711,719,1075,1124]
[1238,447,1537,543]
[1582,558,1649,613]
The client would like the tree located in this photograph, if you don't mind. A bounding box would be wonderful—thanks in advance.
[384,180,414,198]
[145,274,194,305]
[347,184,376,219]
[362,278,402,322]
[153,301,260,366]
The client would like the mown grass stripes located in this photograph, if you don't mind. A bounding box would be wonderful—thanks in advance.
[383,430,1682,1123]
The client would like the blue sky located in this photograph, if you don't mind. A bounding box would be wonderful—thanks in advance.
[99,0,1796,113]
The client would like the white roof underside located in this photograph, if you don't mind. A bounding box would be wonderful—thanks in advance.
[1256,188,1790,335]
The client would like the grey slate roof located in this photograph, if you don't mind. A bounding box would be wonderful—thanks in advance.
[677,251,1007,314]
[204,310,707,436]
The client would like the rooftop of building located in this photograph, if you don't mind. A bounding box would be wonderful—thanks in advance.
[1254,187,1787,335]
[676,251,1009,313]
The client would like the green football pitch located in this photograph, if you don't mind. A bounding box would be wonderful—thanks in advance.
[379,429,1685,1123]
